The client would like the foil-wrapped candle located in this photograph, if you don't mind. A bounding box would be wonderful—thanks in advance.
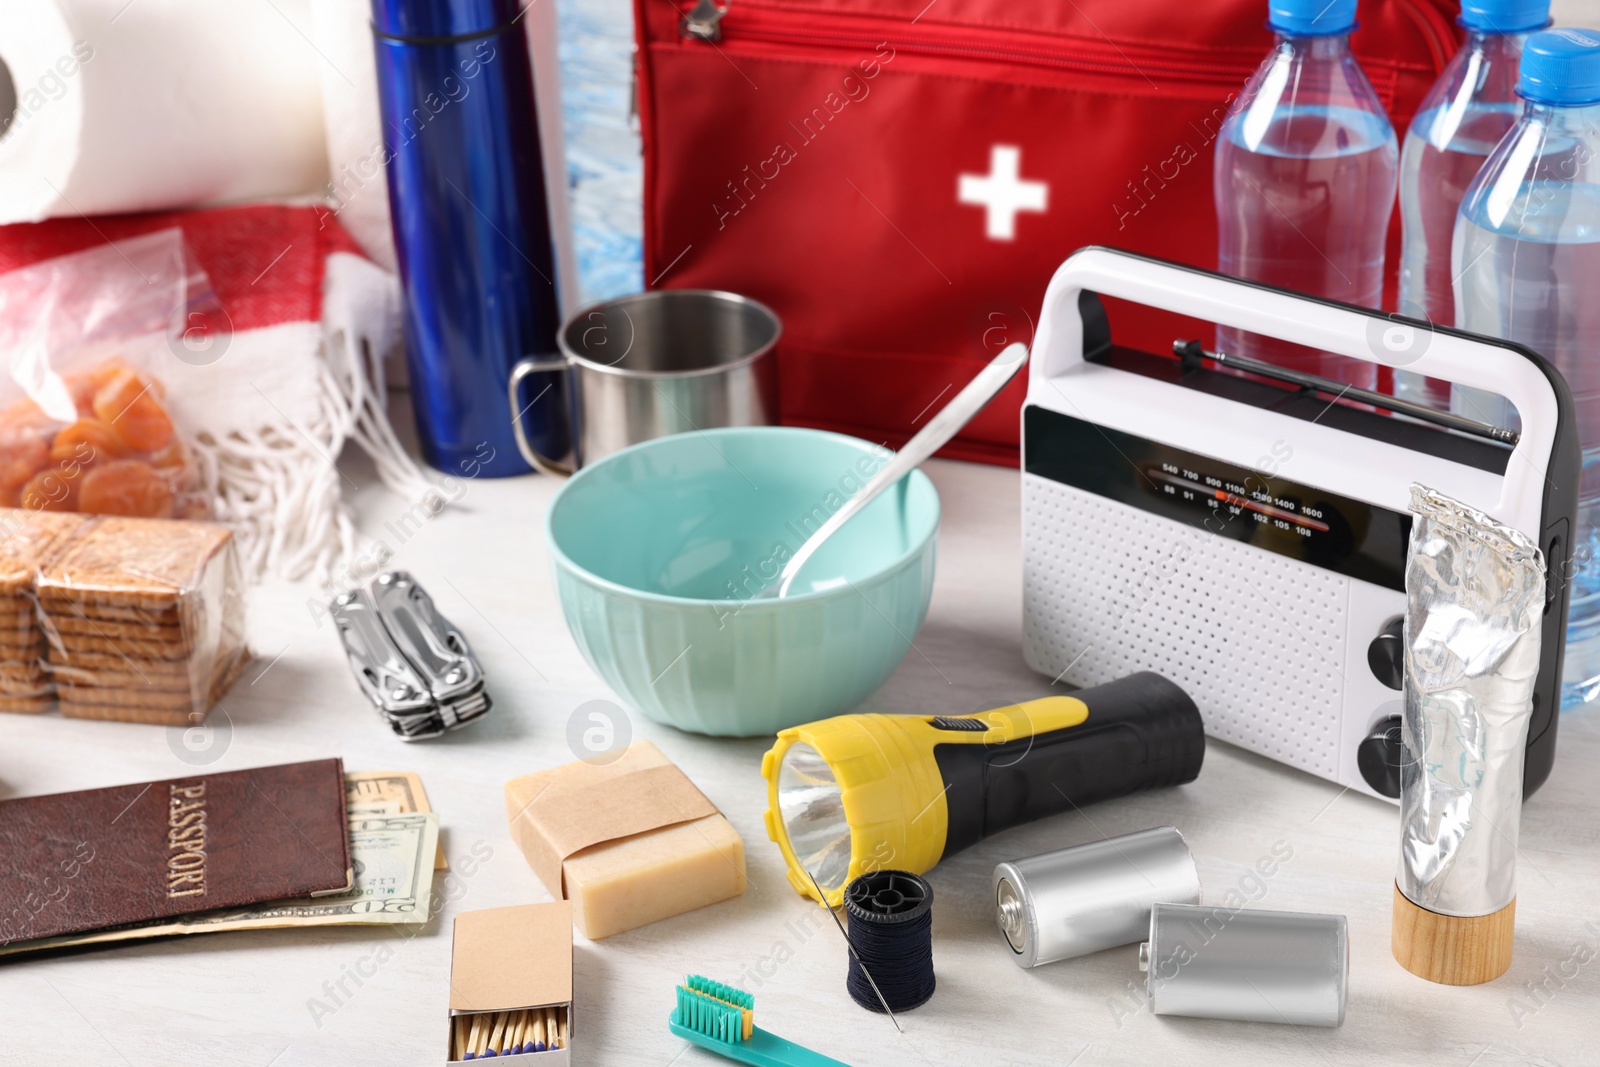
[1393,485,1544,985]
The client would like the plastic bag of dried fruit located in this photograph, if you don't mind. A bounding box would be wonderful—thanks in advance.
[0,230,208,520]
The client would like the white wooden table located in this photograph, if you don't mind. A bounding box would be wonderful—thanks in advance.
[3,454,1597,1067]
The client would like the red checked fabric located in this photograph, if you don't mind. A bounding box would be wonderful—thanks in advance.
[0,205,364,331]
[635,0,1459,464]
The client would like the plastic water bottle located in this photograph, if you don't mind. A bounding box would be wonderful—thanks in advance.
[1215,0,1398,386]
[1454,28,1600,706]
[1395,0,1550,408]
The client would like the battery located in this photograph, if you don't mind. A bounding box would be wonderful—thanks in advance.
[1141,902,1348,1026]
[993,825,1200,968]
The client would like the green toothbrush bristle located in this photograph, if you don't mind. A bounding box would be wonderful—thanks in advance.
[675,975,754,1043]
[687,974,754,1010]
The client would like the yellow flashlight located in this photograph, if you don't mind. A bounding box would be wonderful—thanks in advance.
[761,672,1205,905]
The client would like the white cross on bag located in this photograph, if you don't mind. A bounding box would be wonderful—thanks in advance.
[958,145,1048,241]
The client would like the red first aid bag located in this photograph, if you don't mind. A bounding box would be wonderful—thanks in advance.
[634,0,1458,462]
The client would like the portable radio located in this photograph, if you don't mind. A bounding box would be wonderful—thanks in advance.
[1021,247,1578,801]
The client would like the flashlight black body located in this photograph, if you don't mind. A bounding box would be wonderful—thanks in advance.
[934,672,1205,859]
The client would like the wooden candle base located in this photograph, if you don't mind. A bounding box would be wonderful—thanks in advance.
[1392,884,1515,985]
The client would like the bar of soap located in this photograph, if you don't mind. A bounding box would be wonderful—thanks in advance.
[505,741,746,940]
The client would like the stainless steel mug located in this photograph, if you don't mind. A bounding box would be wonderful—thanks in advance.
[508,289,781,475]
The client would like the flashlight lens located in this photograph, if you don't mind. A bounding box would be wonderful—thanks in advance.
[777,742,851,892]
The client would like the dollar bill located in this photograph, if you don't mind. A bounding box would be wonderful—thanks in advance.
[347,770,447,869]
[0,788,439,957]
[349,801,401,815]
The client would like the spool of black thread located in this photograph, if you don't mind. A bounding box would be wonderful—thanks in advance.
[843,869,936,1013]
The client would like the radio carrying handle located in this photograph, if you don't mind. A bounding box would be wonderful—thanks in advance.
[1030,246,1567,538]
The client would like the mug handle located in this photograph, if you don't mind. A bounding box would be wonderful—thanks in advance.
[508,356,575,477]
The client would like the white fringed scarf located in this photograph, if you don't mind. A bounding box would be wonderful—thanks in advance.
[180,251,435,583]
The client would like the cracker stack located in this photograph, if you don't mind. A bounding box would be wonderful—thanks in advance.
[37,516,248,726]
[0,510,88,714]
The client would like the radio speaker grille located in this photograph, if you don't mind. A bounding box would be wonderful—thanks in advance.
[1022,473,1345,779]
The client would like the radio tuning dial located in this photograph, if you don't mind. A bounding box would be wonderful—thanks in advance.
[1367,616,1405,691]
[1357,716,1405,798]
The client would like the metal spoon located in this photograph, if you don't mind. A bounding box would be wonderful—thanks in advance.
[759,341,1029,599]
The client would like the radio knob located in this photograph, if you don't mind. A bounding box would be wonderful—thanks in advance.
[1367,616,1405,690]
[1357,716,1405,798]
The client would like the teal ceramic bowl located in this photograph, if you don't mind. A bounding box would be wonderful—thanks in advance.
[546,427,940,736]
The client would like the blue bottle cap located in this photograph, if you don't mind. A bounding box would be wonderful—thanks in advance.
[1268,0,1357,36]
[1518,27,1600,105]
[1460,0,1550,33]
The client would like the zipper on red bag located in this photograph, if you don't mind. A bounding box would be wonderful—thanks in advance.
[680,0,1260,86]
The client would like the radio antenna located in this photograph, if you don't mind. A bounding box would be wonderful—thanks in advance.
[1173,340,1518,446]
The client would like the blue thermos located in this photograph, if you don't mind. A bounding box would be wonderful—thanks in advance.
[371,0,566,477]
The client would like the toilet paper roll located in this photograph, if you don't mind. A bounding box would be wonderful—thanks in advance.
[310,0,397,273]
[0,0,329,225]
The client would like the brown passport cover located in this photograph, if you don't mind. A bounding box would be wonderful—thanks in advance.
[0,758,351,945]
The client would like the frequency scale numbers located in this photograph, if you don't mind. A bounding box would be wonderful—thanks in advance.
[1150,465,1329,537]
[1025,404,1415,594]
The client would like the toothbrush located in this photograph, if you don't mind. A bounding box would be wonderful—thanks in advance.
[668,975,852,1067]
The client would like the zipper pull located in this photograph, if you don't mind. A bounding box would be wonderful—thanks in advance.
[681,0,728,41]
